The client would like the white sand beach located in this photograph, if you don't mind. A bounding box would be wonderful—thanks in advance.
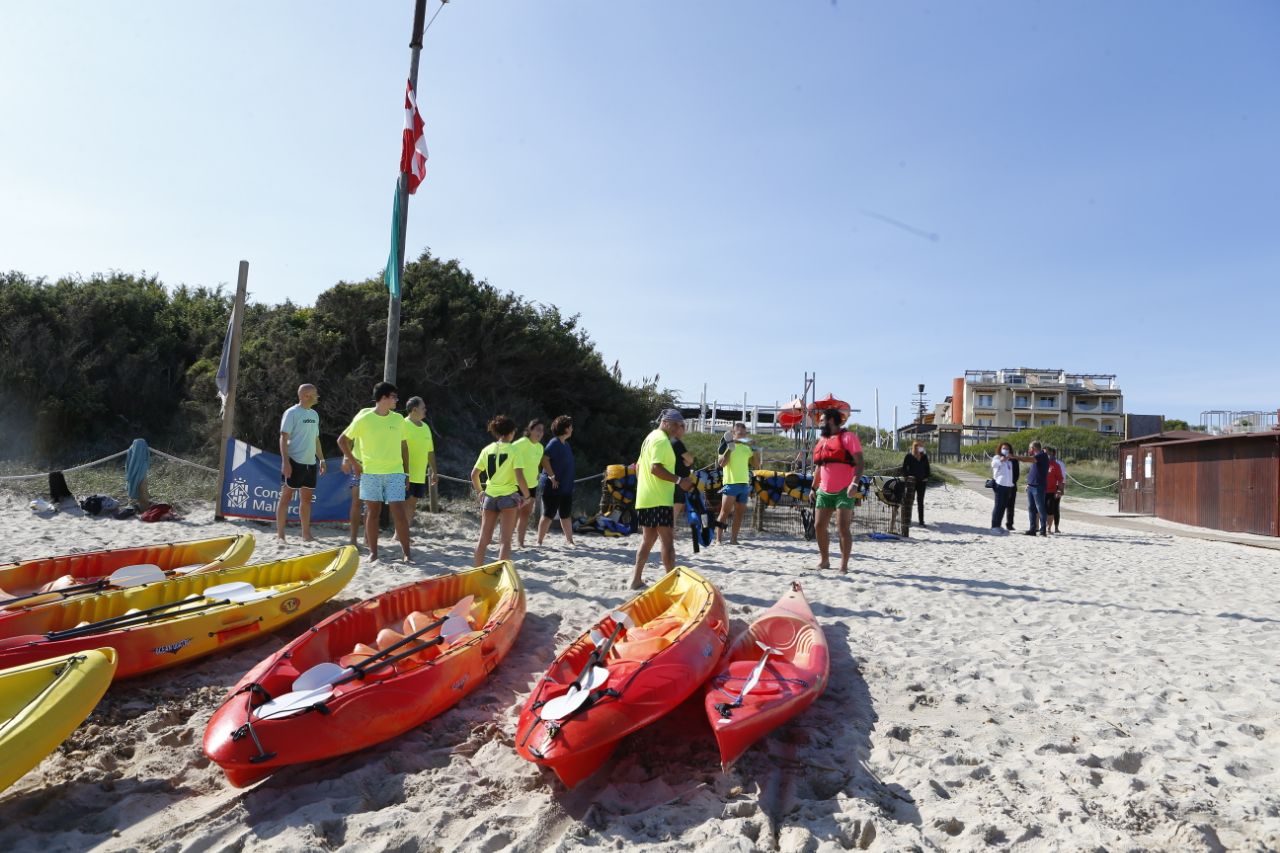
[2,483,1278,852]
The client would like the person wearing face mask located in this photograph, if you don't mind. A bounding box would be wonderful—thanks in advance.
[901,440,931,526]
[990,442,1017,533]
[810,409,864,571]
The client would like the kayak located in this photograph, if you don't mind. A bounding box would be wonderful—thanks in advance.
[0,648,118,792]
[703,582,828,768]
[515,565,728,788]
[0,535,255,609]
[0,547,357,679]
[204,560,525,787]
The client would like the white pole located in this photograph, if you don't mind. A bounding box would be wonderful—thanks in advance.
[214,261,249,521]
[875,388,881,448]
[893,405,899,450]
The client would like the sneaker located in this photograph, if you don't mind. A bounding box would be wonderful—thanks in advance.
[1023,530,1038,536]
[990,527,1005,534]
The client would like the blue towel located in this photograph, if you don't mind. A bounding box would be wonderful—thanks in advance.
[125,439,150,500]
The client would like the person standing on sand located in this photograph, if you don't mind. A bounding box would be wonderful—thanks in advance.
[630,410,692,590]
[990,441,1016,533]
[471,414,530,567]
[402,396,438,525]
[343,406,370,547]
[338,383,413,565]
[810,409,864,572]
[901,440,931,527]
[1045,446,1066,533]
[1010,440,1051,536]
[716,422,760,545]
[537,416,577,546]
[512,420,550,548]
[276,384,326,542]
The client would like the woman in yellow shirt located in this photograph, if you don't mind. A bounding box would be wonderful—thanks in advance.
[469,414,530,567]
[511,420,552,548]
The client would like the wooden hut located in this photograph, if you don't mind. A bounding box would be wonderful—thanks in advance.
[1151,432,1280,536]
[1116,431,1203,515]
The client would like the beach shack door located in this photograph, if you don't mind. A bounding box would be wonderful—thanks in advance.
[1138,448,1157,514]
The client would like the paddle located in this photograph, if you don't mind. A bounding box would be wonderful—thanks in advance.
[43,582,267,642]
[538,610,634,721]
[1,563,171,610]
[713,640,781,719]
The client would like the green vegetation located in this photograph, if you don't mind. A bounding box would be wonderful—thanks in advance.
[960,425,1118,461]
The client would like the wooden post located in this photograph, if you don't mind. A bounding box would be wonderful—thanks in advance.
[213,261,249,521]
[428,475,440,513]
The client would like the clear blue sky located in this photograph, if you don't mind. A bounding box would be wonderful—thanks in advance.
[3,1,1277,424]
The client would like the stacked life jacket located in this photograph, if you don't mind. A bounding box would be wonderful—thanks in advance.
[751,471,814,507]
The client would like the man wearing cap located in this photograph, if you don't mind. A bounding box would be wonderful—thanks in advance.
[629,409,691,589]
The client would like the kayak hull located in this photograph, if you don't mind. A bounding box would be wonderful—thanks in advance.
[0,547,357,679]
[515,566,728,788]
[0,648,118,792]
[704,582,828,767]
[204,560,525,787]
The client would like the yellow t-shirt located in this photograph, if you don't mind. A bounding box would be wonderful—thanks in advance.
[344,406,372,464]
[474,441,519,497]
[723,441,754,485]
[403,417,435,484]
[511,436,544,483]
[342,409,409,476]
[636,429,676,510]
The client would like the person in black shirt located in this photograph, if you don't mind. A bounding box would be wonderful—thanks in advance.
[901,440,931,526]
[1006,454,1021,531]
[670,435,694,513]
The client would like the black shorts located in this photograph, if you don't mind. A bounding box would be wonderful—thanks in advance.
[541,491,574,519]
[673,487,687,505]
[637,505,674,528]
[284,461,317,490]
[408,482,428,499]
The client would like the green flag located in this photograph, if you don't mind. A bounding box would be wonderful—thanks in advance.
[383,186,402,298]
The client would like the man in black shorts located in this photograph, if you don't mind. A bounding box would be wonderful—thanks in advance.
[630,410,690,589]
[537,415,577,545]
[276,384,326,542]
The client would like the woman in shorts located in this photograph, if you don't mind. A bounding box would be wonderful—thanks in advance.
[470,414,530,566]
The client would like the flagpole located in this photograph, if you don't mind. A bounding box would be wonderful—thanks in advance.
[214,261,249,521]
[383,0,429,384]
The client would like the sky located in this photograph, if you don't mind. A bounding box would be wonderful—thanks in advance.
[2,1,1277,424]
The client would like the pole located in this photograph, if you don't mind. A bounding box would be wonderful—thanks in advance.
[893,405,899,450]
[383,0,429,385]
[214,261,249,521]
[875,388,881,448]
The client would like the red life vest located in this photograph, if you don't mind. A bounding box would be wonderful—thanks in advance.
[813,432,856,466]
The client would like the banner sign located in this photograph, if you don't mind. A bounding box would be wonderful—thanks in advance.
[219,438,350,522]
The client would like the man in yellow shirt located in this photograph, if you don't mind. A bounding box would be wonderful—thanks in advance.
[716,421,760,545]
[630,409,692,589]
[338,382,412,565]
[402,395,438,524]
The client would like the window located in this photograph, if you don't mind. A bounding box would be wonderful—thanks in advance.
[1014,395,1029,408]
[1102,423,1115,432]
[977,394,994,407]
[1039,419,1057,427]
[1101,401,1117,412]
[1007,376,1026,385]
[977,418,993,427]
[1015,418,1029,428]
[1038,396,1058,408]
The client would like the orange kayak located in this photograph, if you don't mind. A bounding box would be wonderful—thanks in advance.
[515,566,727,788]
[703,582,828,768]
[0,535,254,609]
[204,560,525,787]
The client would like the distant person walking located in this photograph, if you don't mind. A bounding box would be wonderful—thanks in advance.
[275,384,326,543]
[512,420,549,548]
[537,416,577,546]
[716,422,760,545]
[470,415,530,567]
[1045,446,1066,533]
[811,409,864,571]
[338,383,412,565]
[630,410,691,590]
[402,396,438,522]
[901,440,931,526]
[990,441,1016,532]
[1011,441,1051,536]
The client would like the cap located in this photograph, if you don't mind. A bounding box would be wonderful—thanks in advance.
[659,409,685,423]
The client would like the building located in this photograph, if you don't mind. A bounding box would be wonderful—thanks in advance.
[954,369,1124,434]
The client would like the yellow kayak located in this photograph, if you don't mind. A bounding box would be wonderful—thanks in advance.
[0,648,118,792]
[0,547,358,679]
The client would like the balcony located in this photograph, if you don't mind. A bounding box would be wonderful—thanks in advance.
[1074,401,1099,413]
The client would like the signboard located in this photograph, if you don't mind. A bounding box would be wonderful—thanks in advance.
[219,439,350,522]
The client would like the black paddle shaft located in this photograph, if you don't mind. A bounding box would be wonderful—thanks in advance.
[46,597,226,641]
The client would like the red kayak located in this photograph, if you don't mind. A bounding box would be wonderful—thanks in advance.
[203,560,525,787]
[514,566,727,788]
[703,582,828,768]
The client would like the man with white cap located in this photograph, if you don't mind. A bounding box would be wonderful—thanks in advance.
[629,409,691,589]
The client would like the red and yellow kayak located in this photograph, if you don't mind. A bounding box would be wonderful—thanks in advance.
[703,582,828,768]
[515,566,727,788]
[0,535,255,607]
[0,547,357,679]
[204,560,524,787]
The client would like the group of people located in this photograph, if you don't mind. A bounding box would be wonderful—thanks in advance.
[989,440,1067,535]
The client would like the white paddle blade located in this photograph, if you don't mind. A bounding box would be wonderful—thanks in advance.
[582,665,609,691]
[292,662,351,692]
[202,581,257,600]
[588,628,605,647]
[448,594,476,619]
[108,564,166,587]
[611,610,635,629]
[440,614,471,644]
[226,588,273,603]
[734,651,774,704]
[252,685,334,720]
[755,641,781,655]
[539,685,591,721]
[170,562,208,576]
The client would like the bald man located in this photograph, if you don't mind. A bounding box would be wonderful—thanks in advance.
[277,383,327,541]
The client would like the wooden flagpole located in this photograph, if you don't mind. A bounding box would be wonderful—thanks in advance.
[213,261,249,521]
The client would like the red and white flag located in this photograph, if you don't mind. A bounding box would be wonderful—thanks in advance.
[400,81,428,193]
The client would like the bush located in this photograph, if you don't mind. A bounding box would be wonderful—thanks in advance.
[964,426,1117,461]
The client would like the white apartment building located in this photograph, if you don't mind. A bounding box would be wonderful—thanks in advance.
[958,368,1124,434]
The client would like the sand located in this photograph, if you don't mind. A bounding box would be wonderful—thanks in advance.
[1,483,1278,852]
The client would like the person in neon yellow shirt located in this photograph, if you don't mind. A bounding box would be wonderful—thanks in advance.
[630,410,692,589]
[511,419,553,548]
[470,414,531,566]
[338,383,412,565]
[402,396,438,524]
[716,421,760,545]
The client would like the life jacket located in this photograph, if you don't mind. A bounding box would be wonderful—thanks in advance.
[813,431,856,467]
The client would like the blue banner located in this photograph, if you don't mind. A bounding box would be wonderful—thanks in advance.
[219,439,351,522]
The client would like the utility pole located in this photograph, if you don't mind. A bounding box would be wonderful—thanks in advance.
[383,0,429,384]
[214,261,249,521]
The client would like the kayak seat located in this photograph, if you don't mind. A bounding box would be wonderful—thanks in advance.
[611,635,673,661]
[402,610,438,634]
[717,659,810,698]
[40,574,77,593]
